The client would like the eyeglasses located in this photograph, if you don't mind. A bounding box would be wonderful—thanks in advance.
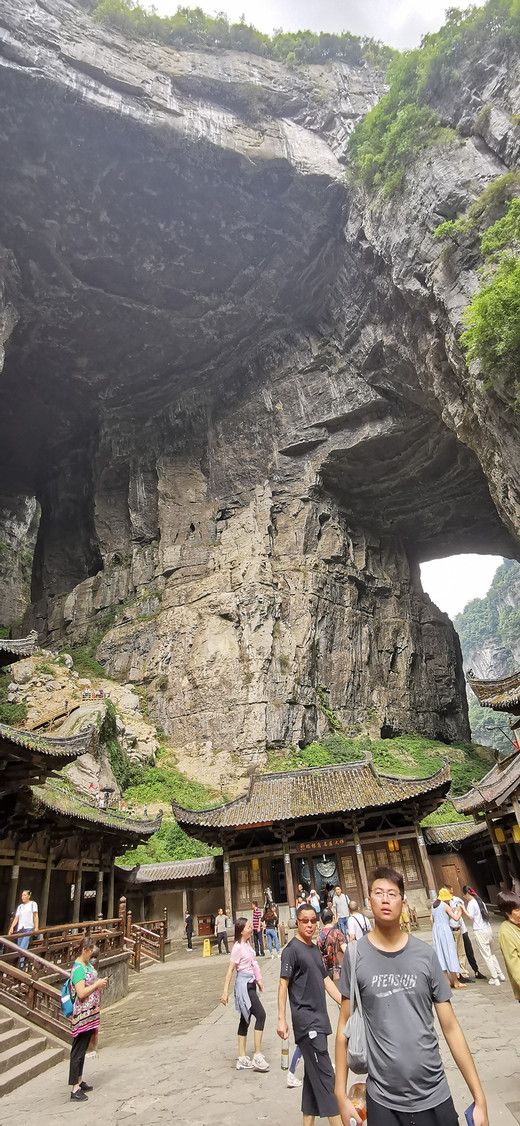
[371,889,400,900]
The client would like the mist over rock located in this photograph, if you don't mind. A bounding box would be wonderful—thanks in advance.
[1,0,519,768]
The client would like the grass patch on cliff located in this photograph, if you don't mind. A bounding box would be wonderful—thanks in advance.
[67,610,118,678]
[117,818,221,865]
[100,699,133,791]
[0,668,27,726]
[122,763,225,809]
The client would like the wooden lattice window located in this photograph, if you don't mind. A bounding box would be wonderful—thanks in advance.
[237,865,250,908]
[340,854,357,889]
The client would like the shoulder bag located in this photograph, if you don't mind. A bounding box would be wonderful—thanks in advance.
[343,940,368,1073]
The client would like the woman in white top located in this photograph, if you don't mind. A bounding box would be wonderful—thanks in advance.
[462,886,505,987]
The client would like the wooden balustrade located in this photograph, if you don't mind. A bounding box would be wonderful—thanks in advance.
[0,916,125,969]
[130,922,165,963]
[0,936,71,1042]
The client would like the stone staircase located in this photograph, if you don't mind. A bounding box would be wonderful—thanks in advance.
[0,1009,65,1095]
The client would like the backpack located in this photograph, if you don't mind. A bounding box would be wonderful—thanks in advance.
[319,925,343,978]
[343,941,368,1073]
[60,976,74,1018]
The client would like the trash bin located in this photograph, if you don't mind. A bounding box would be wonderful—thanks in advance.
[279,921,287,947]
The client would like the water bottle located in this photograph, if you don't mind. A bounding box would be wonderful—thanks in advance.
[347,1082,367,1122]
[281,1040,289,1069]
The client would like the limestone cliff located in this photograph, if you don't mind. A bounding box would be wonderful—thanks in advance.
[1,0,519,773]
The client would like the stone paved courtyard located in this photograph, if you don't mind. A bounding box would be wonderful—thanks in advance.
[1,929,520,1125]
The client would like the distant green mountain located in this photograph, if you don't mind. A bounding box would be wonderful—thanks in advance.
[455,558,520,757]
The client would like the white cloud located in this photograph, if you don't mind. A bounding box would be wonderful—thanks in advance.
[420,555,502,621]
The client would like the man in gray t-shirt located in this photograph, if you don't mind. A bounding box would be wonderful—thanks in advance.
[339,934,451,1112]
[334,866,489,1126]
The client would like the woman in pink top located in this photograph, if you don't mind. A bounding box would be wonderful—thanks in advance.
[220,917,270,1072]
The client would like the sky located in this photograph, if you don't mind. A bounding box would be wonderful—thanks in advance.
[420,555,502,620]
[150,0,484,49]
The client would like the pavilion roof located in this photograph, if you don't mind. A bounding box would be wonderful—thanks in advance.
[423,821,487,846]
[30,780,162,839]
[118,856,220,883]
[468,671,520,714]
[0,722,93,796]
[452,750,520,814]
[172,759,451,837]
[0,722,94,758]
[0,633,38,667]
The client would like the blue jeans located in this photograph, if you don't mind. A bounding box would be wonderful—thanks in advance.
[16,930,31,969]
[265,927,279,953]
[338,917,348,941]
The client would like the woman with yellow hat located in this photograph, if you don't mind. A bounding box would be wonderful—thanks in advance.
[430,888,466,990]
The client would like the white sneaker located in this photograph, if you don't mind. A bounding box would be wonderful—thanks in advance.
[287,1071,302,1088]
[236,1056,254,1070]
[488,978,500,986]
[497,971,506,981]
[253,1053,270,1072]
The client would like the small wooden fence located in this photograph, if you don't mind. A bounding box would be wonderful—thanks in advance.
[119,899,168,972]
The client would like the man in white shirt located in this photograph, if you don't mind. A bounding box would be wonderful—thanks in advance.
[8,890,39,967]
[332,885,350,941]
[346,900,372,942]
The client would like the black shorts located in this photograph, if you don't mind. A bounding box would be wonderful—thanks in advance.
[366,1092,459,1126]
[298,1032,339,1120]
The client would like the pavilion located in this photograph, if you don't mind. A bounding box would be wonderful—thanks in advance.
[172,754,451,920]
[453,670,520,896]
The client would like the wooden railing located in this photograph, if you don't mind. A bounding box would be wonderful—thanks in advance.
[131,922,166,964]
[124,930,141,972]
[0,936,71,1043]
[1,917,125,969]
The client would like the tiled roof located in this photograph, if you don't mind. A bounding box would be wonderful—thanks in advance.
[173,760,451,830]
[119,856,220,882]
[0,633,38,662]
[31,781,162,837]
[468,671,520,713]
[0,722,94,758]
[453,750,520,814]
[423,821,487,845]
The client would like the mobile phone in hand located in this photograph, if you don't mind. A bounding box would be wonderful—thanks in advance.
[465,1103,475,1125]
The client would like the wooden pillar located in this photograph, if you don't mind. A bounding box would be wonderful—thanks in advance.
[353,832,369,907]
[414,823,436,901]
[72,857,83,923]
[5,842,21,930]
[95,869,104,917]
[223,850,233,920]
[107,864,115,920]
[485,815,510,888]
[39,848,54,927]
[282,833,296,918]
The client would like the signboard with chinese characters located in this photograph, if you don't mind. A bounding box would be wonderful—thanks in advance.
[296,838,347,852]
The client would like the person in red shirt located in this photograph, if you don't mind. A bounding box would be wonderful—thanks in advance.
[251,900,265,957]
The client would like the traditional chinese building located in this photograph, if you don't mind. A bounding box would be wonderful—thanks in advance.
[0,775,162,929]
[172,755,451,921]
[451,670,520,898]
[118,856,223,939]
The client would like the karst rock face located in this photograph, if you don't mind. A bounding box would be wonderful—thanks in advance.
[1,0,520,774]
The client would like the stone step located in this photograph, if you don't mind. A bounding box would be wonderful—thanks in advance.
[0,1044,64,1097]
[0,1016,14,1035]
[0,1032,48,1075]
[0,1024,32,1058]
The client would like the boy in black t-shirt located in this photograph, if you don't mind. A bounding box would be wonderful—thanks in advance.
[278,903,343,1126]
